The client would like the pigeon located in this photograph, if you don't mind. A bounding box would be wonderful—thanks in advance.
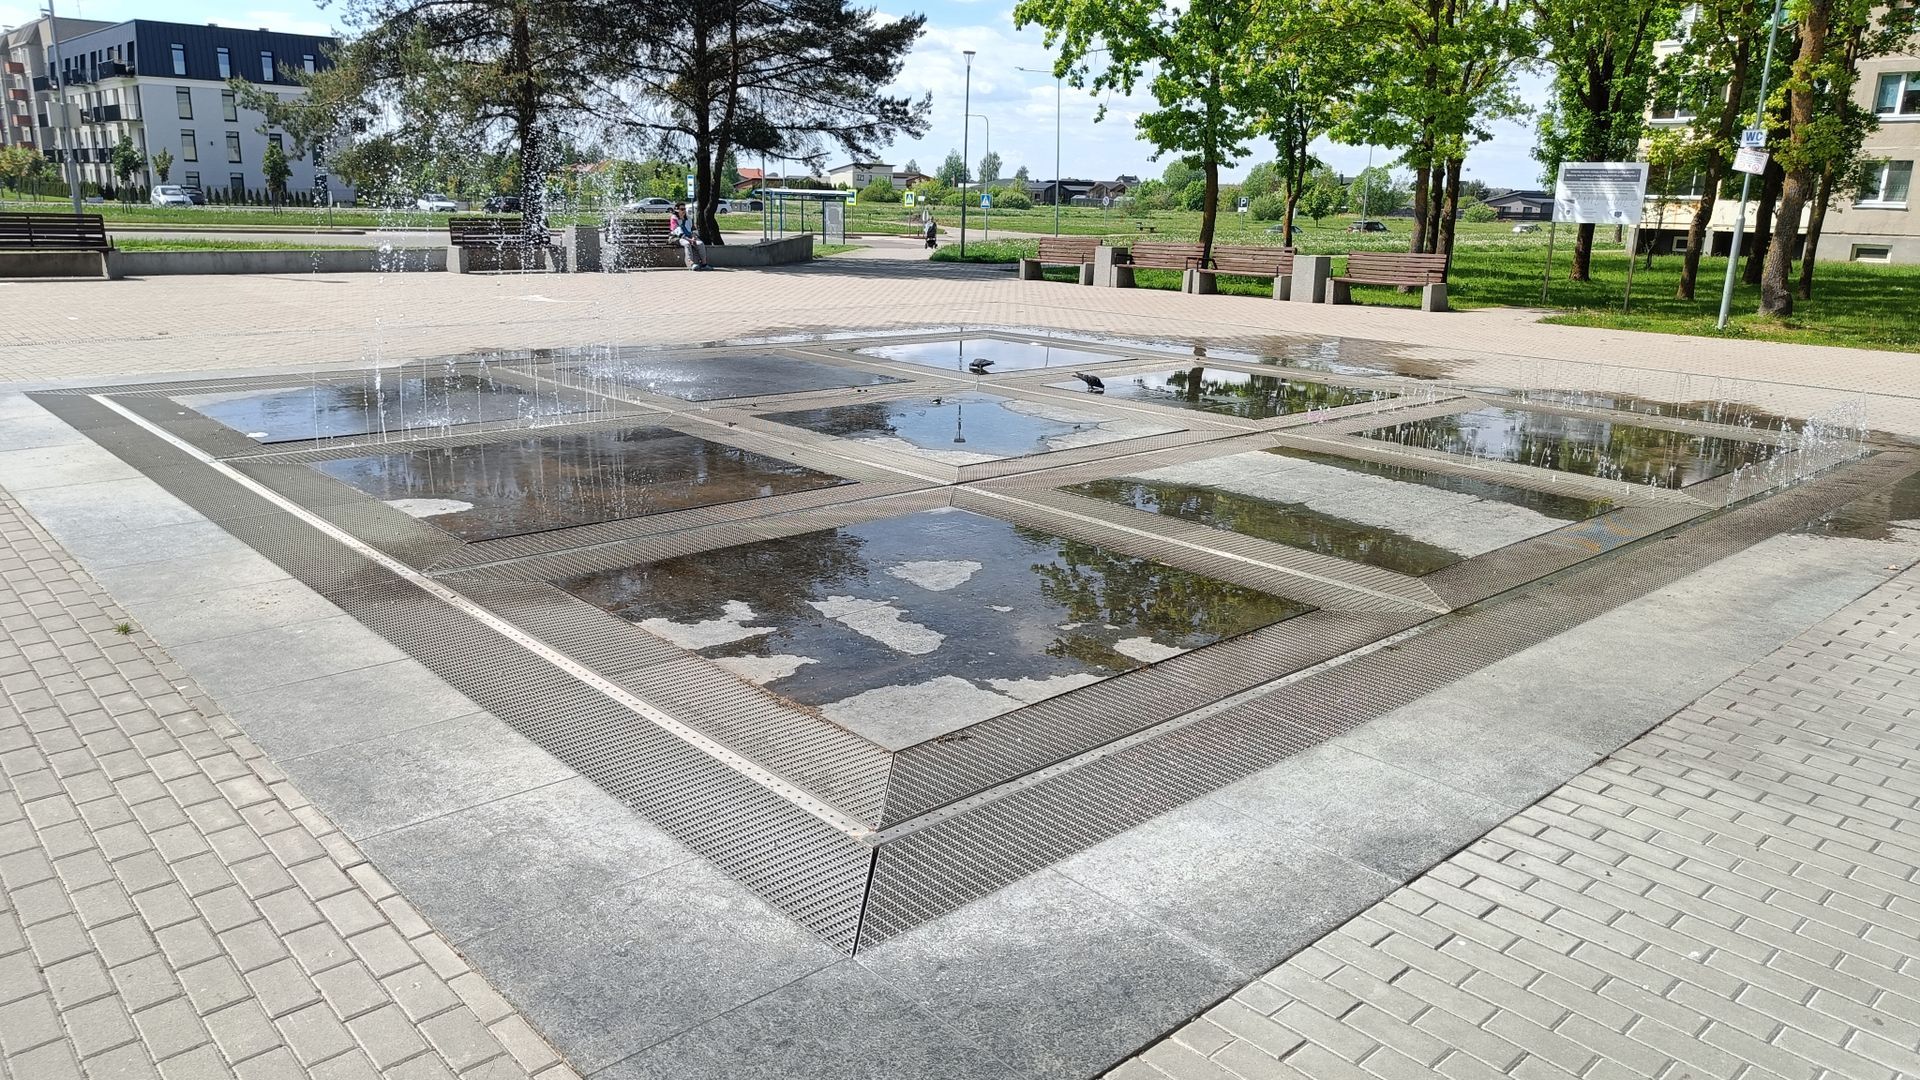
[967,357,994,375]
[1071,371,1105,392]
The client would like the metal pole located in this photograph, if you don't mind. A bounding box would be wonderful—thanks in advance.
[1541,218,1558,303]
[1623,226,1638,311]
[1053,78,1061,236]
[1717,0,1785,329]
[960,50,974,257]
[968,113,989,241]
[42,0,83,215]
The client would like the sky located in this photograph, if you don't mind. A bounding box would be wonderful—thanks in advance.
[2,0,1552,189]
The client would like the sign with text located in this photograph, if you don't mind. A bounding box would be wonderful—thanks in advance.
[1732,147,1770,176]
[685,174,696,199]
[1552,162,1650,225]
[1740,128,1767,148]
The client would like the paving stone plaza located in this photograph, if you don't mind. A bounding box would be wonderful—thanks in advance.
[2,250,1918,1080]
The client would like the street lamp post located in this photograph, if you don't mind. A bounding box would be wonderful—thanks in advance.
[959,49,974,257]
[1015,65,1061,236]
[1716,0,1786,328]
[967,112,989,240]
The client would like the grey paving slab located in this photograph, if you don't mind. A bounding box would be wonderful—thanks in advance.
[1054,800,1401,974]
[360,776,694,944]
[598,960,1018,1080]
[54,518,260,571]
[856,870,1243,1080]
[1107,564,1920,1080]
[91,549,292,606]
[458,859,840,1073]
[221,660,488,761]
[0,407,92,452]
[11,478,207,537]
[276,712,574,839]
[0,444,144,492]
[1209,743,1513,880]
[165,615,407,700]
[126,577,350,649]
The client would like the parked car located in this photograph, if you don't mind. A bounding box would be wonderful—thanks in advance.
[1511,222,1541,234]
[415,193,458,212]
[1347,219,1389,233]
[178,185,206,206]
[150,184,194,207]
[621,197,674,213]
[482,194,522,213]
[1265,222,1299,243]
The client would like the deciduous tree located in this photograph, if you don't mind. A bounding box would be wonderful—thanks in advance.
[151,148,174,184]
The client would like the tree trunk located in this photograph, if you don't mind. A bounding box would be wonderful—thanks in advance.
[1570,223,1597,281]
[509,5,542,229]
[1410,161,1430,254]
[1796,167,1832,300]
[1422,166,1444,255]
[1743,159,1781,285]
[1199,157,1219,263]
[1678,38,1751,299]
[1437,157,1462,272]
[1281,189,1298,249]
[1759,0,1829,316]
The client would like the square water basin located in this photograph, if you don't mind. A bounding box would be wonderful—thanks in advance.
[1048,366,1393,419]
[179,373,591,444]
[558,508,1311,748]
[759,392,1181,466]
[313,426,852,542]
[857,336,1131,373]
[1362,405,1778,487]
[566,352,905,401]
[1065,446,1615,576]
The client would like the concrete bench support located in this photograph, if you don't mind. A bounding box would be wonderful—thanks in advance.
[1292,255,1331,304]
[562,225,601,273]
[1094,245,1126,288]
[1191,271,1291,300]
[1422,281,1449,312]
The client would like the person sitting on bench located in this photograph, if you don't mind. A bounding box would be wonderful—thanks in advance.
[670,203,712,270]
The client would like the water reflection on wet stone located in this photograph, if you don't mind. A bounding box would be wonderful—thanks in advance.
[1067,446,1611,575]
[314,426,851,541]
[1363,405,1778,487]
[858,336,1131,372]
[566,352,905,401]
[1049,366,1394,419]
[180,373,591,444]
[557,508,1311,748]
[761,393,1179,465]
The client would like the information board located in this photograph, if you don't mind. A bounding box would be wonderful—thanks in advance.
[1551,162,1650,225]
[1732,147,1770,176]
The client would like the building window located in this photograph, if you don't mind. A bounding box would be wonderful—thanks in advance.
[180,128,197,162]
[183,171,199,188]
[1860,160,1913,206]
[225,131,242,162]
[260,52,274,82]
[170,43,186,76]
[216,47,231,79]
[1851,244,1892,263]
[302,54,316,74]
[229,172,245,198]
[175,87,192,120]
[1876,72,1920,117]
[221,90,237,122]
[268,133,283,151]
[312,144,325,167]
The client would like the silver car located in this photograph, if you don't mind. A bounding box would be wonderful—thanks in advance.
[150,184,194,207]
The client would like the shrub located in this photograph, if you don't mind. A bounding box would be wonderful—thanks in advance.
[992,187,1032,210]
[1249,192,1285,221]
[861,178,902,203]
[1461,199,1499,223]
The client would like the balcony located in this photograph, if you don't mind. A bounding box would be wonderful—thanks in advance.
[7,88,27,101]
[4,62,23,75]
[86,104,121,124]
[32,75,51,92]
[8,113,31,127]
[98,61,129,78]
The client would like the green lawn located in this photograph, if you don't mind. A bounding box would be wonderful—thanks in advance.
[812,243,863,257]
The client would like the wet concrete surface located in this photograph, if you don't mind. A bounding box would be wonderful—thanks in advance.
[313,425,851,541]
[180,373,592,444]
[557,508,1311,748]
[761,393,1180,466]
[1067,446,1605,574]
[1362,404,1780,488]
[859,336,1133,373]
[567,352,906,401]
[1047,367,1393,420]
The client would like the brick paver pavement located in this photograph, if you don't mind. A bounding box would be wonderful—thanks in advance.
[0,490,575,1080]
[1107,566,1920,1080]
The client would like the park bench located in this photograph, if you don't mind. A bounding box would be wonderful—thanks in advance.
[0,212,117,279]
[1194,245,1295,300]
[1329,251,1450,312]
[446,216,564,273]
[601,215,684,270]
[1018,235,1101,285]
[1109,241,1205,290]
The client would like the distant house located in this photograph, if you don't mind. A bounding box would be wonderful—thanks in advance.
[892,169,932,189]
[734,167,818,192]
[826,161,894,189]
[1026,177,1136,206]
[1482,189,1553,220]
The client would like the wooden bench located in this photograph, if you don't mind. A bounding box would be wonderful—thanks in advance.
[1109,241,1205,290]
[1330,251,1450,311]
[1195,245,1295,300]
[446,216,563,273]
[601,215,685,270]
[0,213,117,279]
[1018,235,1101,285]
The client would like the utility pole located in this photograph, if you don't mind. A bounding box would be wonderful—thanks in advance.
[959,49,974,257]
[1717,0,1786,329]
[968,112,989,240]
[42,0,83,215]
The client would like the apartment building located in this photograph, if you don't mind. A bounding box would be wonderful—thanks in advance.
[3,16,113,156]
[2,17,351,202]
[1644,16,1917,264]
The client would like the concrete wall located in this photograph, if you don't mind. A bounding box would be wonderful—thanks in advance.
[703,234,813,267]
[0,250,112,279]
[106,247,446,276]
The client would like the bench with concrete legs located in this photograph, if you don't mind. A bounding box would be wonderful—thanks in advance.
[447,216,565,273]
[1106,241,1206,291]
[1194,245,1295,300]
[1328,251,1449,311]
[0,212,118,280]
[1018,236,1101,285]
